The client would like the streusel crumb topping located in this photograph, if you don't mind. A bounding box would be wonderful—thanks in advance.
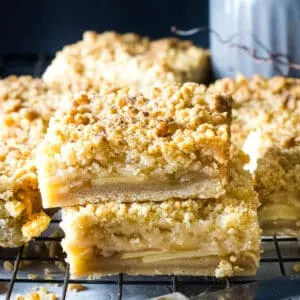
[43,31,210,89]
[211,75,300,149]
[0,76,62,196]
[40,83,231,182]
[256,147,300,201]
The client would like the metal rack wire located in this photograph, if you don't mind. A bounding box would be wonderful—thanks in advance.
[0,54,300,300]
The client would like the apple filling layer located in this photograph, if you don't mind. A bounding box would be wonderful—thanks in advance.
[40,170,225,207]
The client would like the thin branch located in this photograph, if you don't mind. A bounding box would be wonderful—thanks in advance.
[171,26,300,75]
[171,26,243,46]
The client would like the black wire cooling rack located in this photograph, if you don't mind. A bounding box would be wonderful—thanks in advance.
[0,54,300,299]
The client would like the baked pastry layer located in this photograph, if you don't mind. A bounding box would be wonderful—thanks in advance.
[37,83,232,207]
[210,75,300,236]
[60,161,260,277]
[43,31,210,90]
[0,76,63,247]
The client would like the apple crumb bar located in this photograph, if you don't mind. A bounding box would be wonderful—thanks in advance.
[37,83,232,207]
[0,76,63,247]
[43,31,210,90]
[211,75,300,236]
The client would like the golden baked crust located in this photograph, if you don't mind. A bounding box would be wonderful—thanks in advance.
[37,83,232,207]
[43,31,210,90]
[210,75,300,236]
[0,76,64,247]
[61,159,260,277]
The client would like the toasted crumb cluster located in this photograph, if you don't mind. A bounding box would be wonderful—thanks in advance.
[256,147,300,202]
[215,260,242,277]
[68,284,87,292]
[16,287,57,300]
[38,83,231,192]
[61,160,260,277]
[0,76,64,247]
[3,260,13,271]
[43,31,210,89]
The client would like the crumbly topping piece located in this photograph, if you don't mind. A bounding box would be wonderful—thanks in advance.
[3,260,14,271]
[28,273,38,280]
[21,211,50,238]
[0,76,62,247]
[39,83,231,187]
[68,284,87,292]
[255,147,300,201]
[215,260,234,277]
[43,31,210,89]
[0,199,50,247]
[4,201,25,218]
[16,287,57,300]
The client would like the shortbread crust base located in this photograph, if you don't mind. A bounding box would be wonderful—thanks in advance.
[41,175,225,208]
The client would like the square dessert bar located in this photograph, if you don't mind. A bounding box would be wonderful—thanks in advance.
[211,75,300,236]
[37,83,232,207]
[0,76,63,247]
[43,31,210,90]
[60,158,260,277]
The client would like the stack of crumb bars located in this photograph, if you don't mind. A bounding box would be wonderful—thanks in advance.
[1,31,299,279]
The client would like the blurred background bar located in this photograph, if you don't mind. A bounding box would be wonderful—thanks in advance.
[0,0,209,55]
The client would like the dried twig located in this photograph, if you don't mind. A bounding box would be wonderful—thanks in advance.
[171,26,300,75]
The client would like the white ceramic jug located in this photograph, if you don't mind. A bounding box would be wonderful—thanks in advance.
[209,0,300,78]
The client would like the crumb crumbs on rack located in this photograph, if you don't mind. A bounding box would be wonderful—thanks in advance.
[3,261,14,271]
[44,267,53,280]
[16,287,57,300]
[293,263,300,273]
[27,273,38,280]
[68,284,87,292]
[4,259,34,272]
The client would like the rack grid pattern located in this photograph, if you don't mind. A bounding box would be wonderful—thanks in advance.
[0,54,300,300]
